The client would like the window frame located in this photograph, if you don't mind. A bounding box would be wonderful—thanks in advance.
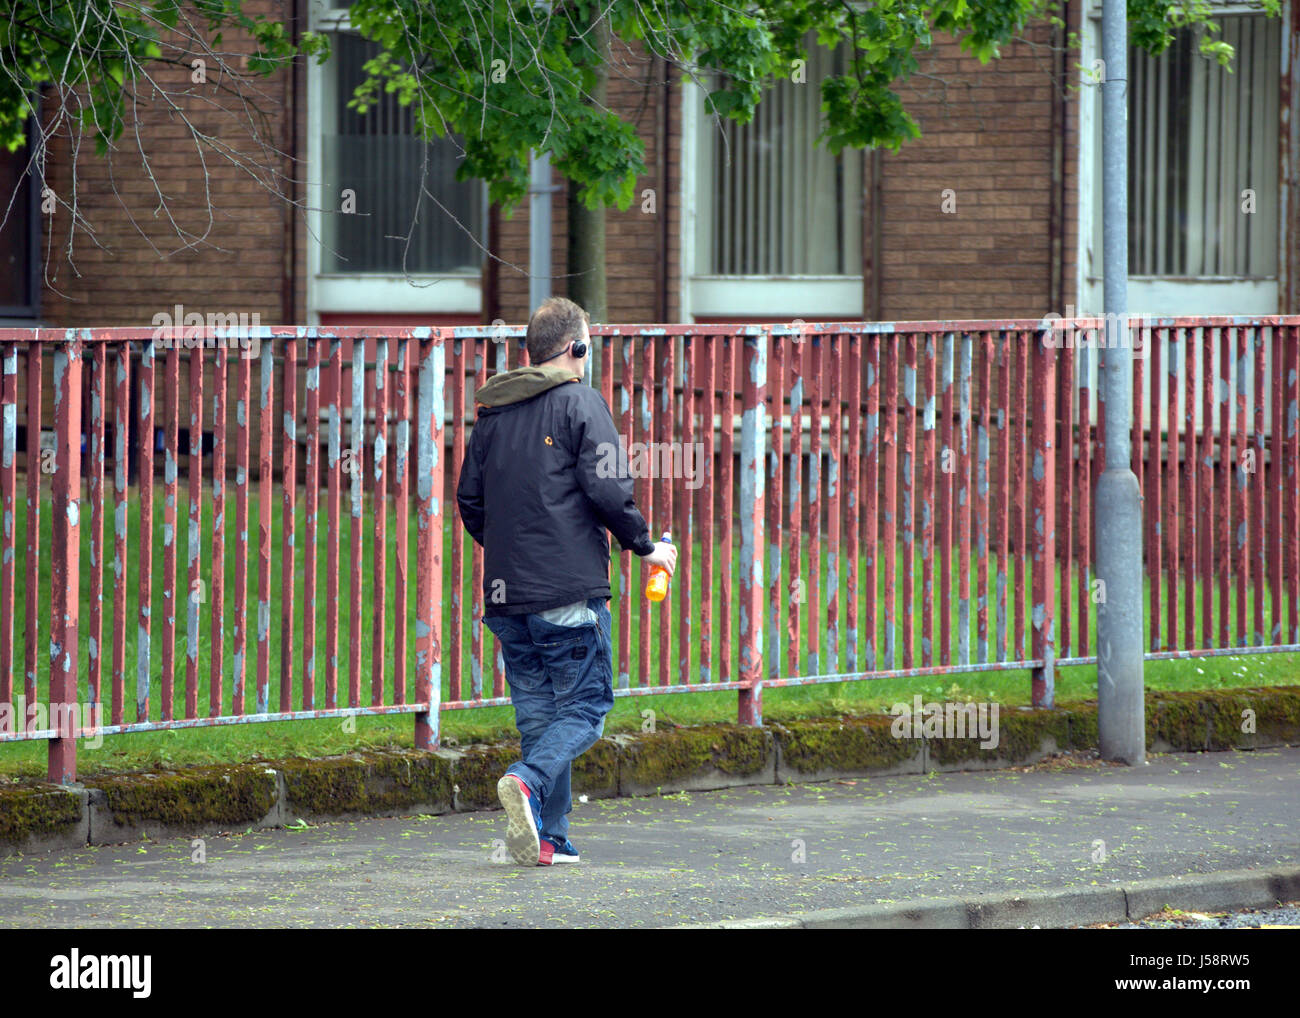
[682,38,866,321]
[305,4,486,322]
[1076,0,1287,314]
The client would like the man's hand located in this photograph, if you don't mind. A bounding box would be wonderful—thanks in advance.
[641,541,678,576]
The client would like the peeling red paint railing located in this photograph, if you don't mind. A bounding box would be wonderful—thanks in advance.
[2,318,1300,783]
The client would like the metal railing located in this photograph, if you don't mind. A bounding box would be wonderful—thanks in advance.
[1,316,1297,782]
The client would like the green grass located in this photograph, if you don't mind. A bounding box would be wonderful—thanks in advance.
[0,479,1297,780]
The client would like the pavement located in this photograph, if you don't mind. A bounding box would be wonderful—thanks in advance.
[0,745,1296,929]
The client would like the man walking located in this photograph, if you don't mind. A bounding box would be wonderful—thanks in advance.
[456,297,677,866]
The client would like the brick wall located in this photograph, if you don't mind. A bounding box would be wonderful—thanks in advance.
[37,0,293,329]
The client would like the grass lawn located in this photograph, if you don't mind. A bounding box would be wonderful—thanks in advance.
[0,482,1296,780]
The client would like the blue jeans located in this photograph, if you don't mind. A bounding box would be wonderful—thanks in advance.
[483,597,614,842]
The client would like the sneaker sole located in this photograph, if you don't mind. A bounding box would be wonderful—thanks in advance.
[497,776,540,866]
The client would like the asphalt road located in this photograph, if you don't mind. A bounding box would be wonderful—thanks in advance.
[1,746,1297,928]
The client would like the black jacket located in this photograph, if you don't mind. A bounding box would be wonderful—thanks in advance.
[456,363,657,616]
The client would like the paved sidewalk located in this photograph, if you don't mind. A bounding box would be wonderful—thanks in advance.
[1,746,1296,928]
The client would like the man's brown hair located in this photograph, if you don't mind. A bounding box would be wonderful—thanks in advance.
[526,296,590,365]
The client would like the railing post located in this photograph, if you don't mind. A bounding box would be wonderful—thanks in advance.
[1031,329,1058,707]
[414,333,444,750]
[49,338,83,784]
[738,330,767,726]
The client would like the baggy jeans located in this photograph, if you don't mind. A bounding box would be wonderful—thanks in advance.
[483,596,614,842]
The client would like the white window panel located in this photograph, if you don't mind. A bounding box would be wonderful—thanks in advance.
[306,5,485,319]
[1078,3,1283,314]
[686,31,864,319]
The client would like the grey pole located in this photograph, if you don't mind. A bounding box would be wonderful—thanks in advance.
[528,149,554,313]
[1096,0,1145,763]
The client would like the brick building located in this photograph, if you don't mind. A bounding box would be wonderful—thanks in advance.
[2,1,1297,330]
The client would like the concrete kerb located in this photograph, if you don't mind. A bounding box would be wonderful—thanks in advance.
[1,687,1298,857]
[676,864,1300,929]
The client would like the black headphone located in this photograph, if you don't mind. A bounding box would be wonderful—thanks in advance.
[535,338,587,364]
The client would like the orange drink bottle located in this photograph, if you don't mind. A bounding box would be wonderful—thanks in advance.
[644,532,673,601]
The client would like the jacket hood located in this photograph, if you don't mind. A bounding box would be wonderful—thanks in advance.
[474,363,581,408]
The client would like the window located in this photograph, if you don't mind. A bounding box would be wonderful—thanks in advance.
[697,39,862,276]
[687,32,865,318]
[0,117,39,318]
[1127,15,1280,278]
[320,32,484,275]
[1080,5,1282,313]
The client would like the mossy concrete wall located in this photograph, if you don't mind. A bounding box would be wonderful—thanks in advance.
[3,686,1298,857]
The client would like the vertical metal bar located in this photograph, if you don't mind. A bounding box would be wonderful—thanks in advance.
[88,344,105,730]
[24,341,41,730]
[1132,331,1145,649]
[807,335,822,674]
[1147,330,1161,650]
[349,338,365,705]
[845,334,860,670]
[902,332,917,669]
[1235,325,1248,645]
[939,332,954,663]
[235,346,253,716]
[185,344,204,720]
[638,336,654,686]
[450,340,465,703]
[326,338,342,708]
[863,333,879,671]
[1288,324,1300,644]
[279,338,297,712]
[826,332,841,670]
[1201,328,1216,648]
[996,331,1011,662]
[686,335,707,686]
[209,344,226,717]
[0,345,16,731]
[396,337,412,704]
[303,340,320,710]
[737,331,766,724]
[373,337,389,704]
[1219,325,1231,647]
[138,341,155,721]
[767,336,784,678]
[1014,330,1030,661]
[467,341,483,698]
[718,334,733,682]
[1252,326,1266,646]
[256,340,272,715]
[1031,333,1057,706]
[976,333,992,663]
[414,336,445,750]
[659,333,675,687]
[920,333,937,667]
[958,332,973,666]
[1166,326,1181,649]
[786,333,803,675]
[1268,325,1282,645]
[48,341,82,782]
[1077,338,1092,656]
[679,334,694,683]
[1059,332,1075,659]
[882,335,898,669]
[1184,325,1198,648]
[619,335,634,688]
